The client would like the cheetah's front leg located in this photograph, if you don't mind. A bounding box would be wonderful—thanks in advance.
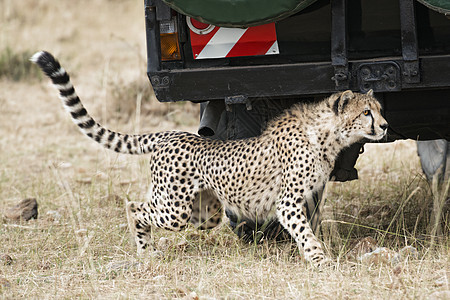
[276,195,328,267]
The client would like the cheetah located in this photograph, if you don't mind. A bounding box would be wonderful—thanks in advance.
[32,51,388,267]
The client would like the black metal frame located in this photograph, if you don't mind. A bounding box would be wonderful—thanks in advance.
[145,0,450,103]
[331,0,349,90]
[148,55,450,102]
[399,0,420,84]
[145,0,161,73]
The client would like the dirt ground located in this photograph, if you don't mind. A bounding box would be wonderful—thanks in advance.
[0,0,449,299]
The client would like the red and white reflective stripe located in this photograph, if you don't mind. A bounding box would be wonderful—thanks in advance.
[189,22,279,60]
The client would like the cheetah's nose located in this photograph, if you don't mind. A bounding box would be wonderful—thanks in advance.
[380,123,389,131]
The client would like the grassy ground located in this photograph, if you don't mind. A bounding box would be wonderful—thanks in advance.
[0,0,449,299]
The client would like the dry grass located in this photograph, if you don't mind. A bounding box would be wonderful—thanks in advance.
[0,162,448,299]
[0,0,449,299]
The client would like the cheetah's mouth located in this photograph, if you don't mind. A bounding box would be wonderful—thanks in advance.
[364,129,387,141]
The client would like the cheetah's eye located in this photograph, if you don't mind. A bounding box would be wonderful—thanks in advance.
[363,109,371,116]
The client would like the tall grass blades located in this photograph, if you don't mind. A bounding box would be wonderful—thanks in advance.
[0,47,41,81]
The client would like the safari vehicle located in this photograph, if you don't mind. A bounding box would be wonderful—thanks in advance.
[143,0,450,239]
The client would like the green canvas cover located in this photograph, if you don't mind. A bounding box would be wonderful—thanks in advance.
[417,0,450,14]
[162,0,318,27]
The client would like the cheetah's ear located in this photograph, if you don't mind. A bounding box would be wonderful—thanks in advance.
[333,90,354,115]
[367,89,374,97]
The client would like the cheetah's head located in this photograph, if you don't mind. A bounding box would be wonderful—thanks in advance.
[332,89,388,142]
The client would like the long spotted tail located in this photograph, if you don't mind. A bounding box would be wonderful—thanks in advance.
[31,51,157,155]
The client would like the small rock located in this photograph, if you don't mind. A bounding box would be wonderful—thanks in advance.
[359,247,396,265]
[398,246,418,260]
[0,254,13,265]
[4,198,38,221]
[390,246,419,265]
[358,245,419,266]
[347,237,378,260]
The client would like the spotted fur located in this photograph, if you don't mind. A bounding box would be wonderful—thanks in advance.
[32,51,388,267]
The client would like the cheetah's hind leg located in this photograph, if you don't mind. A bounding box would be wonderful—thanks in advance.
[126,201,154,256]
